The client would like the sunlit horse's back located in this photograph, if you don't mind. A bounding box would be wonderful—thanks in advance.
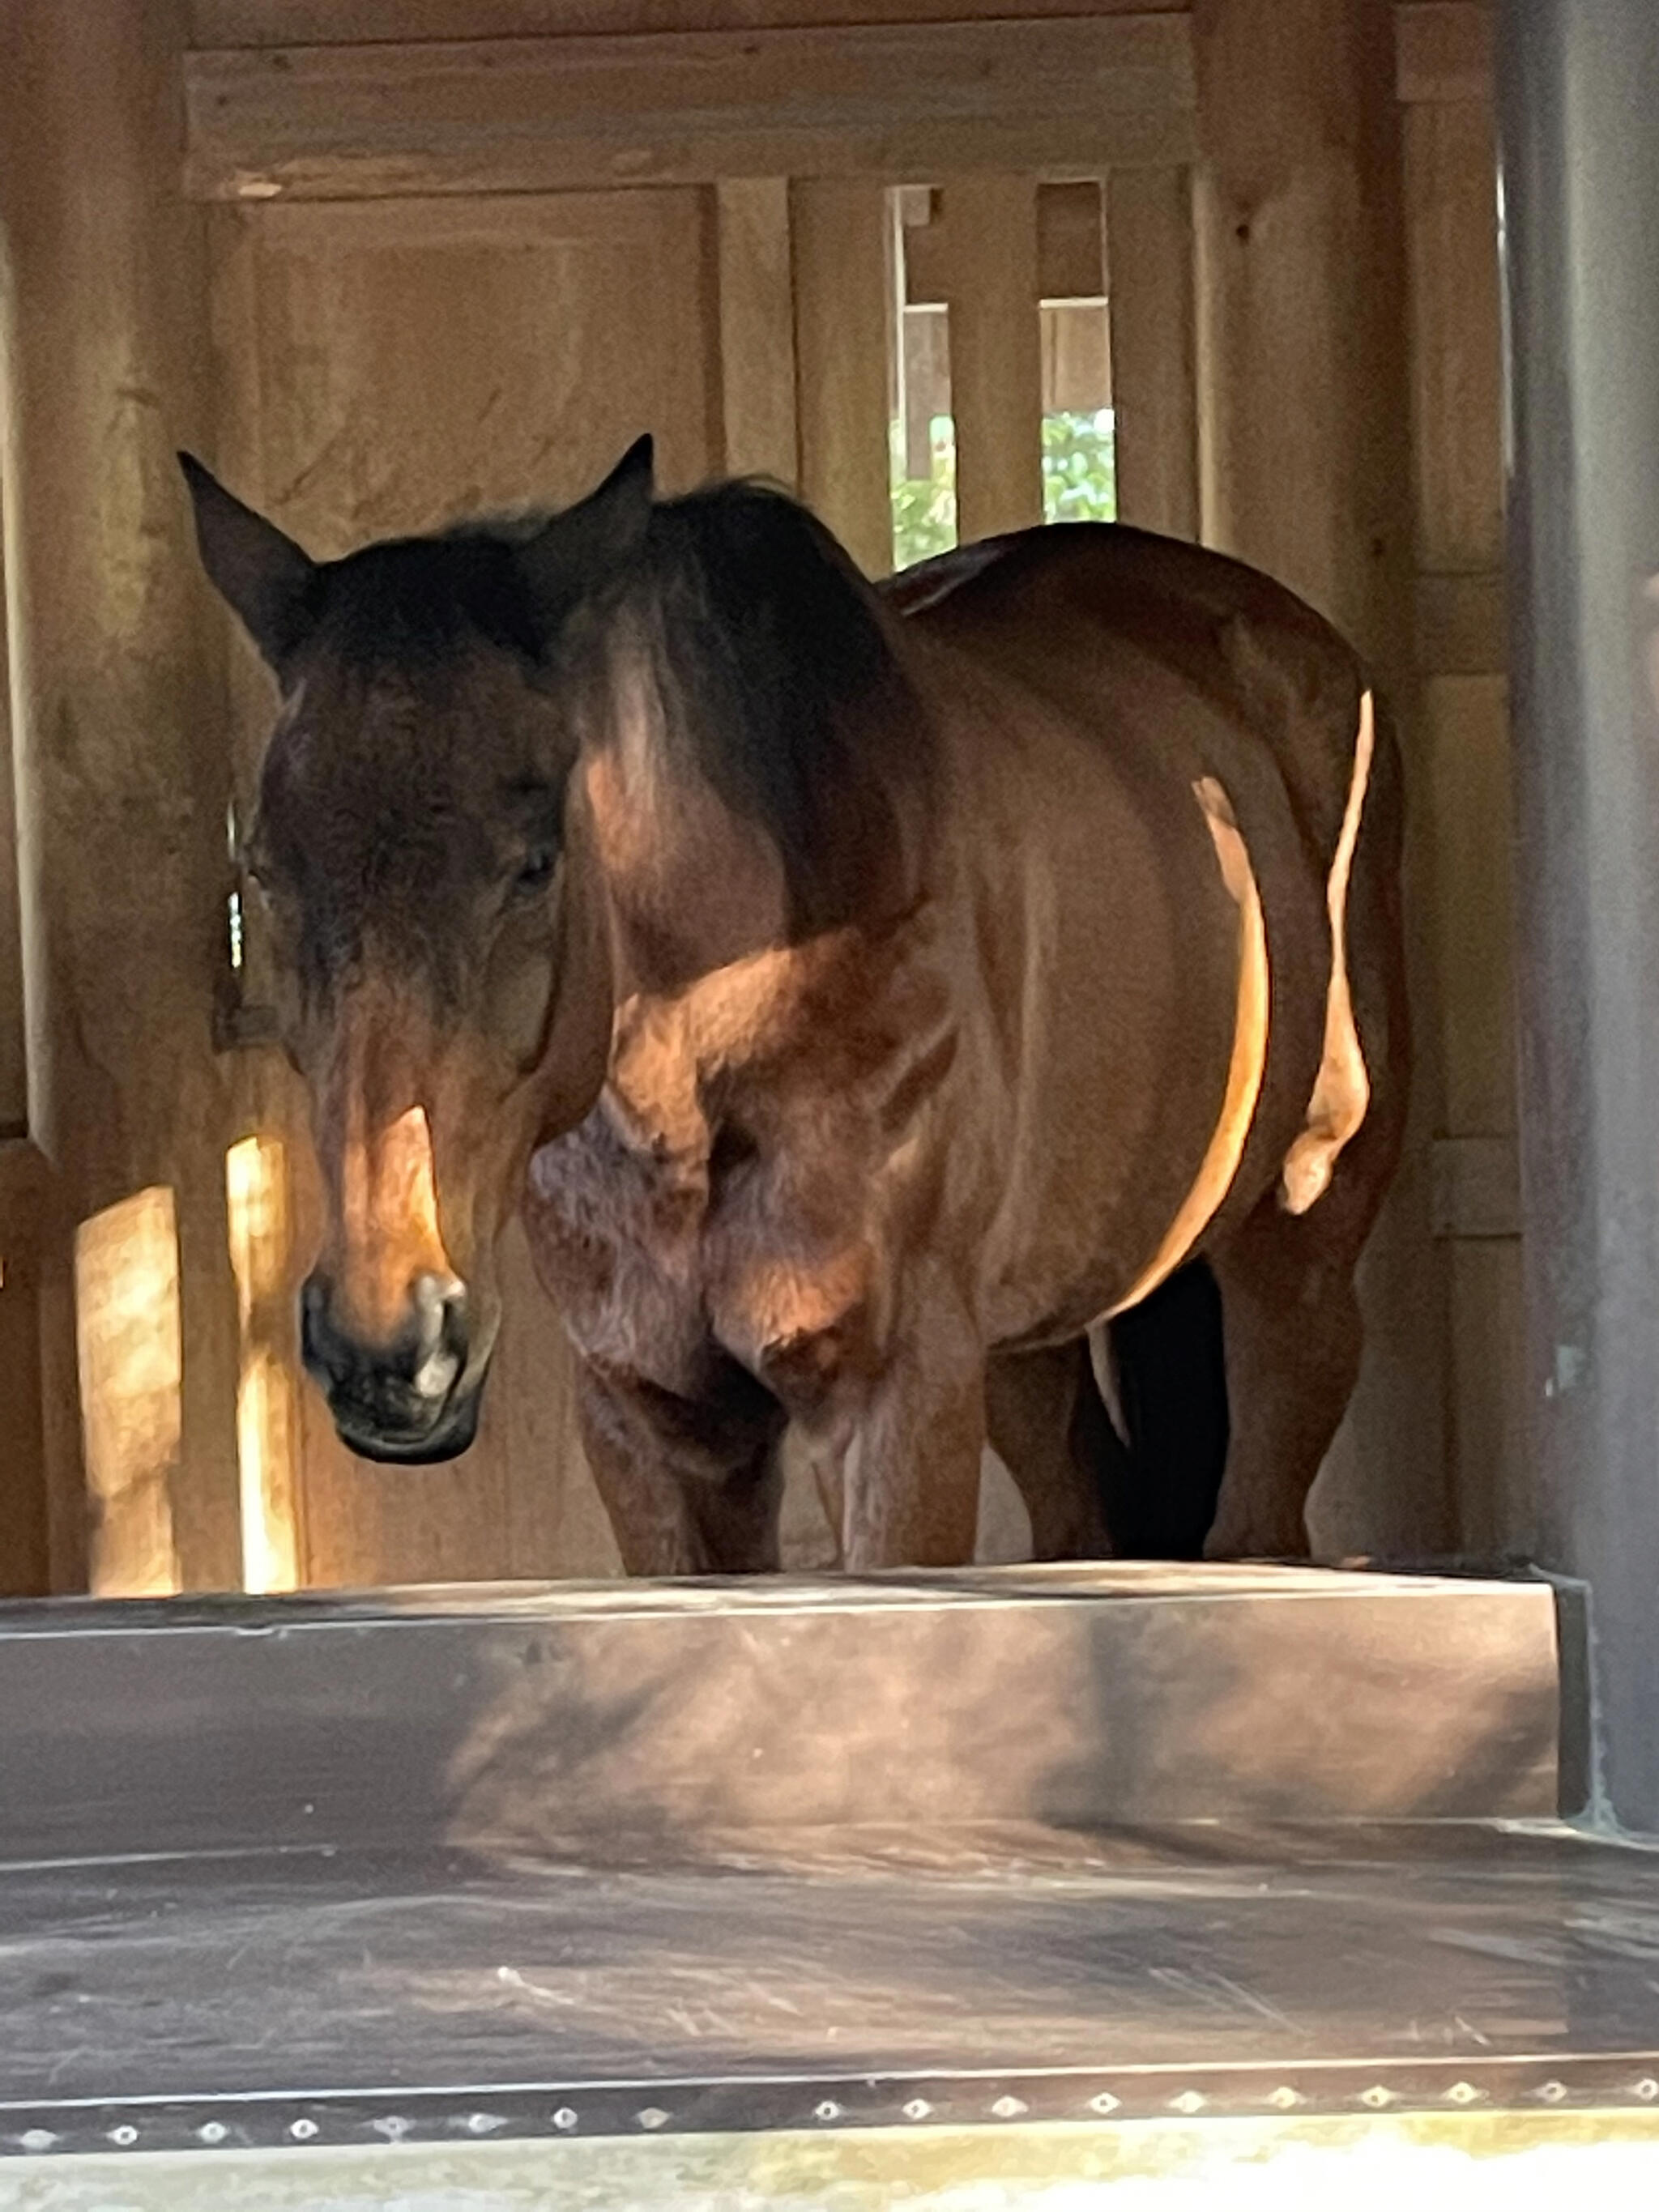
[184,438,1405,1571]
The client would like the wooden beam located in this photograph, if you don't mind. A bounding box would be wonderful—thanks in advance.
[793,178,893,580]
[928,175,1045,542]
[0,532,23,1140]
[0,0,244,1595]
[1107,165,1199,539]
[183,19,1197,202]
[1396,2,1495,105]
[906,178,1104,306]
[190,0,1192,42]
[1405,96,1503,576]
[716,178,798,488]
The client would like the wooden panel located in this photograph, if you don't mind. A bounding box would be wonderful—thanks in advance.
[191,0,1192,51]
[716,178,798,486]
[1107,164,1197,538]
[793,178,893,578]
[1415,569,1505,674]
[184,19,1198,201]
[907,178,1104,305]
[2,0,245,1597]
[0,528,24,1140]
[1431,1134,1520,1240]
[1448,1238,1531,1558]
[0,1247,48,1596]
[928,175,1044,542]
[1424,675,1516,1141]
[209,189,719,1587]
[1396,0,1494,105]
[1405,97,1503,574]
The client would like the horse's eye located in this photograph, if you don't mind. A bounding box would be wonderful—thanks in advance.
[513,847,557,898]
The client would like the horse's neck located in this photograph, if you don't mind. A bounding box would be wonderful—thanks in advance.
[581,731,789,1000]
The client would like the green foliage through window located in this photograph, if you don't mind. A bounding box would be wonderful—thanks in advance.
[889,410,1118,572]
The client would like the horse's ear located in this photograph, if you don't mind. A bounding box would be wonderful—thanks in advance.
[179,453,320,672]
[514,434,655,642]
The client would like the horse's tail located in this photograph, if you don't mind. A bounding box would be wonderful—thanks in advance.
[1078,1259,1230,1558]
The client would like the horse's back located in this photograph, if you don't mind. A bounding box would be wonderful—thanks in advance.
[887,524,1380,872]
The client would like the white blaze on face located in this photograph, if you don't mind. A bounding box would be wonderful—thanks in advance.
[335,1102,461,1353]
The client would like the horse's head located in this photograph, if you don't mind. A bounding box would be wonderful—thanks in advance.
[183,441,655,1463]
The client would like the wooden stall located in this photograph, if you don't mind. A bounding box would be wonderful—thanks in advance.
[0,0,1520,1597]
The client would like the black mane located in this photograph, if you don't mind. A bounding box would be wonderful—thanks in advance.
[311,477,926,932]
[633,482,924,929]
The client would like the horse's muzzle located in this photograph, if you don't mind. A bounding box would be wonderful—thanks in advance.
[300,1271,483,1464]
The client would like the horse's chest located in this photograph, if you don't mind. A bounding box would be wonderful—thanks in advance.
[523,1098,715,1385]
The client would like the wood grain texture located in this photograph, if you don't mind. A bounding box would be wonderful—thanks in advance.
[1396,0,1494,104]
[1414,569,1505,675]
[0,534,24,1140]
[1107,164,1198,537]
[1405,96,1503,575]
[207,187,719,1586]
[1,0,243,1595]
[792,177,893,578]
[927,174,1044,541]
[716,177,799,486]
[1196,0,1448,1561]
[190,0,1191,49]
[183,19,1197,201]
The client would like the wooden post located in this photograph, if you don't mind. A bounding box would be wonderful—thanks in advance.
[1107,167,1200,541]
[927,175,1044,545]
[792,178,894,579]
[0,0,243,1592]
[1192,0,1445,1556]
[716,179,800,491]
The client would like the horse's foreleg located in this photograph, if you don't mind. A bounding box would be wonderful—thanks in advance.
[984,1341,1115,1560]
[574,1355,787,1577]
[837,1287,986,1571]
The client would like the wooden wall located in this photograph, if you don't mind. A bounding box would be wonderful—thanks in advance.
[0,0,1523,1595]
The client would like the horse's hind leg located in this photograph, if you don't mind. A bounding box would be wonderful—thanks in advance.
[985,1341,1115,1559]
[1205,691,1409,1560]
[1204,1198,1365,1558]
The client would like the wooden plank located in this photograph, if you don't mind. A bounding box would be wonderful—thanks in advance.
[1431,1135,1520,1239]
[927,174,1044,542]
[184,19,1197,201]
[1448,1238,1530,1557]
[1415,569,1506,674]
[716,177,798,487]
[793,177,893,578]
[1107,164,1197,538]
[191,0,1192,47]
[1405,97,1503,575]
[1423,673,1516,1140]
[1396,1,1494,105]
[907,178,1104,305]
[3,0,245,1597]
[204,187,722,1587]
[0,1243,48,1596]
[0,526,24,1141]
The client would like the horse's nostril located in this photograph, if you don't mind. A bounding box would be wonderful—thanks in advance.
[410,1273,468,1404]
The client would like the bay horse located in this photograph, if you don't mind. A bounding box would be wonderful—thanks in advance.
[182,437,1407,1574]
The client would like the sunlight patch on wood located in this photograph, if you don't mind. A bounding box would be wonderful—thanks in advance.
[75,1187,182,1597]
[227,1135,301,1594]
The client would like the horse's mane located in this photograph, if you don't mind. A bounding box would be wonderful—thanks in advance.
[629,482,925,930]
[314,479,926,933]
